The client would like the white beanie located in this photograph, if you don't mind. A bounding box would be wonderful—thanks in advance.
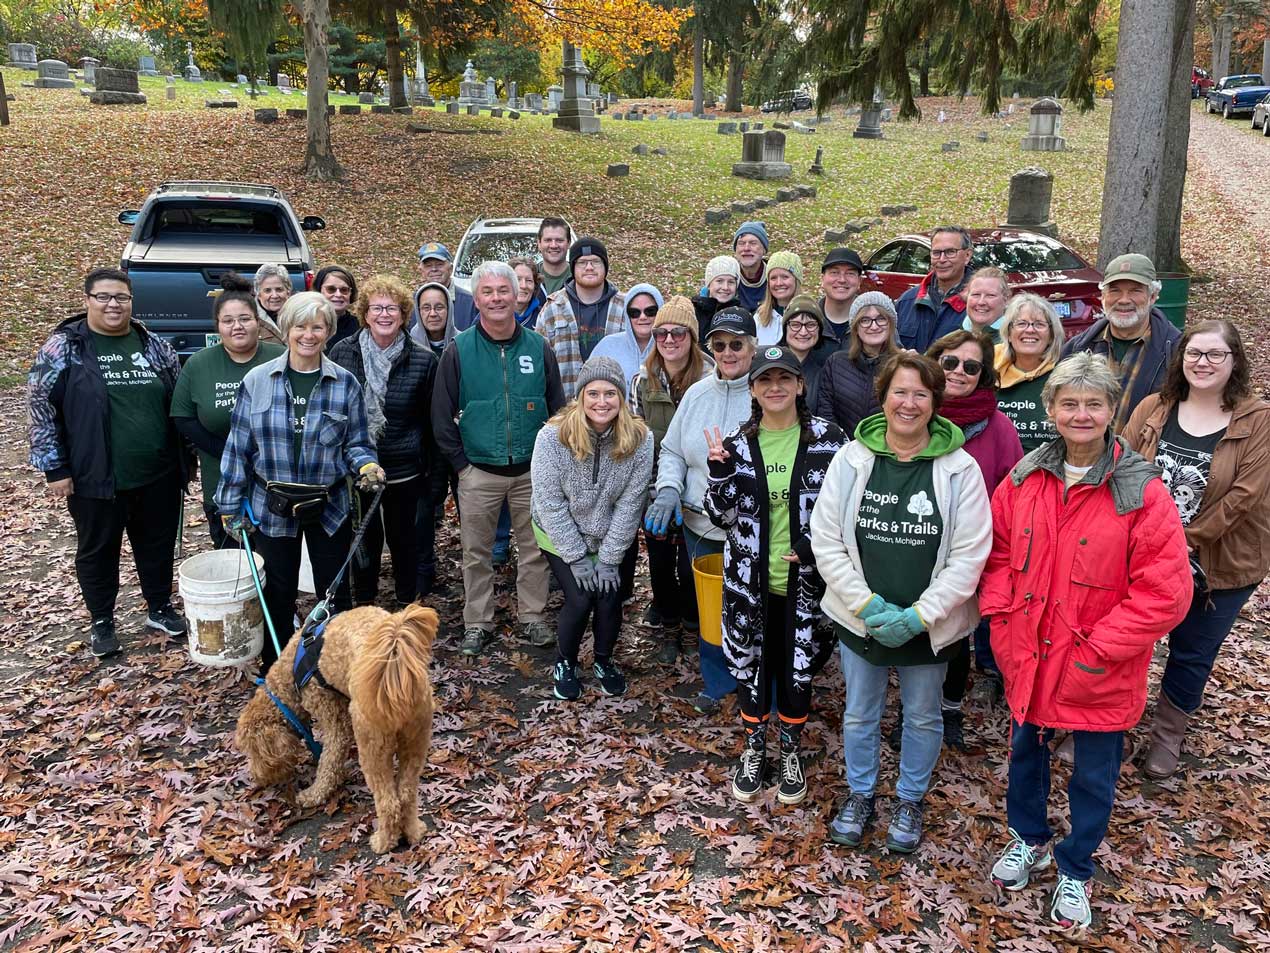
[704,255,741,285]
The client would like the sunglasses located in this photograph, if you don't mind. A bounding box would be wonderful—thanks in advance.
[939,355,983,375]
[627,305,659,319]
[710,339,747,353]
[652,327,690,341]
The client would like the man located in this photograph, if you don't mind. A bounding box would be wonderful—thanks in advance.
[536,217,573,297]
[895,225,974,353]
[412,241,477,332]
[819,247,865,348]
[1060,252,1182,432]
[28,268,189,658]
[732,221,769,312]
[535,236,627,398]
[432,260,566,656]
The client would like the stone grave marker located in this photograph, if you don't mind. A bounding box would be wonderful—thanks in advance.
[278,74,292,93]
[8,43,37,70]
[35,60,76,89]
[166,80,176,101]
[1004,167,1057,236]
[286,108,307,119]
[358,92,375,104]
[975,131,989,142]
[525,92,542,111]
[1021,98,1065,151]
[446,101,459,114]
[809,145,825,175]
[491,107,503,117]
[775,187,798,202]
[854,101,884,139]
[717,121,738,134]
[631,143,650,156]
[466,105,479,116]
[941,141,960,152]
[91,67,147,105]
[485,77,496,102]
[138,55,158,76]
[339,104,361,115]
[627,110,642,120]
[791,121,814,134]
[254,108,279,123]
[547,84,563,110]
[183,42,201,82]
[205,99,238,108]
[237,74,248,85]
[705,208,731,225]
[508,110,520,119]
[372,104,392,114]
[730,200,755,214]
[739,121,750,132]
[652,147,667,155]
[80,57,99,84]
[606,163,629,177]
[732,129,791,180]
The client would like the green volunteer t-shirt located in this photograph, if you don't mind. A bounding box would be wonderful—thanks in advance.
[171,343,284,505]
[287,367,321,464]
[91,329,174,491]
[998,373,1055,453]
[539,269,568,297]
[758,422,800,595]
[849,456,955,666]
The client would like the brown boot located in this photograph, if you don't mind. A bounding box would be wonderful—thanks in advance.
[1143,694,1191,780]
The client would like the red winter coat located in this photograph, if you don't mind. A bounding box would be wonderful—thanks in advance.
[980,437,1190,732]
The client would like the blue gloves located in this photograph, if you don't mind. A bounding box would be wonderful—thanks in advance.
[569,557,597,591]
[644,487,683,536]
[594,561,621,594]
[867,607,926,648]
[858,594,902,624]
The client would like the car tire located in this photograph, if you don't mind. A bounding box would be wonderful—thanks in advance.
[1264,117,1270,137]
[1223,103,1232,119]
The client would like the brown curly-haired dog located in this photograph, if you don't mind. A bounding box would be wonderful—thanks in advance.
[235,603,438,854]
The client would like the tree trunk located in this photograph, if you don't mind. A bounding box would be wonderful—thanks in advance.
[1151,0,1195,272]
[1097,0,1189,271]
[384,0,405,108]
[302,0,343,182]
[692,4,704,117]
[919,39,931,96]
[725,52,743,112]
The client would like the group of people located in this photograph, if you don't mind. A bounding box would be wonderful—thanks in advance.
[28,218,1270,932]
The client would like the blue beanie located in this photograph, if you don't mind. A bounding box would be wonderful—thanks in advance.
[623,283,664,310]
[733,221,769,252]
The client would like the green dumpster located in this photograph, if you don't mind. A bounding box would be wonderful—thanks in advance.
[1156,273,1190,330]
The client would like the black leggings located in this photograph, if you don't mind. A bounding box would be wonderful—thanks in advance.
[353,478,425,605]
[544,545,638,665]
[644,527,698,627]
[737,593,810,722]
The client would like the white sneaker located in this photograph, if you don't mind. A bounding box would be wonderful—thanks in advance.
[1050,873,1092,930]
[991,828,1052,890]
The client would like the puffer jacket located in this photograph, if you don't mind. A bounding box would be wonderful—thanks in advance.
[895,272,967,353]
[813,350,887,438]
[980,436,1191,731]
[530,422,654,565]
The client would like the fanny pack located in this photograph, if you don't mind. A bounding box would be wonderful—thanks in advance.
[257,477,333,525]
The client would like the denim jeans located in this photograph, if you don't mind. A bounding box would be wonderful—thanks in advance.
[494,502,512,554]
[1007,719,1124,882]
[839,643,946,803]
[683,525,735,700]
[1161,585,1257,714]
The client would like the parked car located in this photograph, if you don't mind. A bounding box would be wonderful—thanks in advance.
[760,89,813,113]
[451,216,574,295]
[861,229,1104,338]
[1191,66,1214,99]
[1205,74,1270,118]
[1252,92,1270,133]
[118,181,323,358]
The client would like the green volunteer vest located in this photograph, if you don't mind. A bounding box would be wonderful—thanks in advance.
[455,325,550,466]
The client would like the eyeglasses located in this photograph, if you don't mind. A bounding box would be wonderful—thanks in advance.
[418,304,448,314]
[368,305,401,315]
[575,259,604,271]
[938,355,983,375]
[930,248,966,260]
[856,316,889,329]
[89,292,133,304]
[786,319,819,333]
[710,339,747,353]
[627,305,659,320]
[219,316,257,327]
[652,327,690,341]
[1013,320,1050,332]
[1183,348,1231,365]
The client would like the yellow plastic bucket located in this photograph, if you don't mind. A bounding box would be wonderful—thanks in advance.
[692,553,725,647]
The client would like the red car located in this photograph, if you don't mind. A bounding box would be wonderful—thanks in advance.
[861,229,1104,338]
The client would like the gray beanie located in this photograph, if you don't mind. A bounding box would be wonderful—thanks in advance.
[848,291,898,328]
[575,355,626,395]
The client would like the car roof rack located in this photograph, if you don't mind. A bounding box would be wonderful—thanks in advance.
[153,181,283,200]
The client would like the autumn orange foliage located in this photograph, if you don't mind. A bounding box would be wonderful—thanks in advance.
[505,0,691,68]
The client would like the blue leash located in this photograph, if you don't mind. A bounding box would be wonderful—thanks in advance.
[240,500,283,661]
[254,676,323,758]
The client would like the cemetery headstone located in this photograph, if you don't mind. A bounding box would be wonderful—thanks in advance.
[975,131,989,142]
[631,143,650,155]
[339,104,361,115]
[705,208,732,225]
[446,101,460,114]
[90,67,147,105]
[358,91,375,104]
[547,84,563,110]
[80,57,99,85]
[166,82,176,101]
[525,92,542,111]
[1004,166,1057,236]
[739,121,750,132]
[8,43,37,70]
[35,60,76,89]
[466,105,479,116]
[508,110,520,120]
[254,108,279,123]
[941,141,960,152]
[775,187,799,202]
[652,147,668,155]
[717,121,738,134]
[730,200,756,214]
[854,100,884,139]
[459,61,485,104]
[485,77,496,103]
[286,108,307,119]
[183,42,202,82]
[552,42,598,134]
[606,163,629,177]
[138,55,158,76]
[732,129,792,180]
[372,104,392,114]
[490,107,503,117]
[1021,97,1065,151]
[508,80,518,108]
[237,74,248,85]
[809,145,825,175]
[277,74,292,92]
[627,110,642,120]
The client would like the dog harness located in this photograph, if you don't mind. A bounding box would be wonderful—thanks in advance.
[254,676,323,758]
[292,606,350,699]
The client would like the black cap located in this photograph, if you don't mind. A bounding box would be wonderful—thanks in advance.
[749,344,805,382]
[822,247,864,273]
[707,306,757,339]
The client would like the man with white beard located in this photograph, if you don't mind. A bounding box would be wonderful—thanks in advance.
[1060,253,1182,432]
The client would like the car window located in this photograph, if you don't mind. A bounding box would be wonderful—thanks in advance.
[901,242,930,275]
[151,201,288,237]
[455,233,540,276]
[867,243,907,272]
[975,239,1084,272]
[1227,76,1264,88]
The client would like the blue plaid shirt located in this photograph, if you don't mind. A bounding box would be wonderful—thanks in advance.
[215,353,376,537]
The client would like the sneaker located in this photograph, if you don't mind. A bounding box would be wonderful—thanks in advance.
[90,618,121,658]
[146,603,188,640]
[522,621,555,648]
[690,692,720,715]
[460,626,491,657]
[991,828,1053,891]
[1050,874,1093,930]
[777,746,808,805]
[642,603,664,628]
[593,658,627,696]
[731,742,766,802]
[491,543,510,567]
[655,634,680,665]
[886,798,924,853]
[942,709,967,751]
[829,793,876,847]
[553,660,582,701]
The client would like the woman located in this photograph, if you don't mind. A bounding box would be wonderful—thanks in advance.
[409,281,456,359]
[172,273,284,547]
[510,256,546,327]
[810,352,991,854]
[531,356,653,700]
[962,266,1011,343]
[633,296,713,662]
[994,294,1064,452]
[814,292,900,437]
[693,255,741,344]
[252,262,290,345]
[216,291,385,671]
[922,329,1023,749]
[754,251,802,346]
[591,283,662,397]
[981,352,1189,931]
[330,275,439,605]
[315,264,359,351]
[704,345,845,805]
[650,306,758,713]
[1125,321,1270,780]
[780,294,833,406]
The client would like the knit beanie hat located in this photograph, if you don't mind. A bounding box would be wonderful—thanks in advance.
[848,291,898,328]
[569,237,609,277]
[783,294,824,331]
[766,250,805,285]
[653,295,698,340]
[704,255,741,285]
[624,283,665,311]
[733,221,770,251]
[575,355,626,395]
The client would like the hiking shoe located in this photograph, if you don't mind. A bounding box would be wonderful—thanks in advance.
[146,603,188,640]
[491,543,510,567]
[973,670,1005,707]
[593,658,628,696]
[731,743,766,803]
[942,709,967,751]
[829,793,876,847]
[553,660,582,701]
[522,621,555,649]
[90,618,121,659]
[1050,874,1092,930]
[991,828,1053,891]
[642,603,664,627]
[655,633,681,665]
[886,799,925,853]
[690,692,720,715]
[777,745,808,805]
[460,626,491,656]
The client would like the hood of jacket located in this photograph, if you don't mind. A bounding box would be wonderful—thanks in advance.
[1011,433,1159,515]
[855,412,966,458]
[411,281,457,350]
[565,279,619,314]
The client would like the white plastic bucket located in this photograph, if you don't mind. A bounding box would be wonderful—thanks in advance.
[178,550,266,666]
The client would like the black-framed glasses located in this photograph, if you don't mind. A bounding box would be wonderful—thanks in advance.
[856,316,889,329]
[930,248,965,260]
[939,355,983,375]
[627,305,659,320]
[89,292,133,304]
[710,339,746,353]
[652,327,690,341]
[1183,348,1231,365]
[368,305,401,315]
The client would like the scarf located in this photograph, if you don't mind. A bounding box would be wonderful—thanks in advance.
[995,345,1056,389]
[359,328,405,443]
[940,387,998,429]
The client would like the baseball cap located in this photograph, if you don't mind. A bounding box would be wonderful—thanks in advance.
[707,306,757,339]
[417,242,453,263]
[749,344,805,382]
[1099,253,1156,289]
[822,247,864,273]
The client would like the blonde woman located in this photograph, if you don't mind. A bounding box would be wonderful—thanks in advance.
[754,250,803,346]
[962,266,1011,343]
[994,294,1065,452]
[531,356,654,701]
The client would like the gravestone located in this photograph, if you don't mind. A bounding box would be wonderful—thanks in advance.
[80,57,99,84]
[730,200,756,214]
[91,67,146,105]
[485,77,496,103]
[183,41,202,82]
[1021,98,1065,151]
[339,104,361,115]
[35,60,76,89]
[446,102,459,114]
[490,107,503,117]
[854,100,884,139]
[752,122,763,130]
[809,145,825,175]
[286,108,307,118]
[358,92,375,104]
[717,121,738,134]
[525,92,542,111]
[277,74,292,92]
[205,99,238,108]
[466,105,479,116]
[8,43,37,70]
[458,60,485,105]
[166,80,176,101]
[254,108,278,123]
[632,143,650,155]
[739,120,750,132]
[626,110,642,120]
[138,55,158,76]
[976,131,989,142]
[1004,166,1057,236]
[410,43,434,105]
[612,112,623,120]
[547,84,563,110]
[791,121,814,134]
[508,110,520,119]
[372,104,392,114]
[606,163,629,177]
[552,42,599,134]
[652,147,667,155]
[941,141,960,152]
[705,208,732,225]
[237,74,248,85]
[508,80,518,108]
[732,129,792,180]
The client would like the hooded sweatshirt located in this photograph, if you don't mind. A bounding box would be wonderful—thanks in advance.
[409,281,458,358]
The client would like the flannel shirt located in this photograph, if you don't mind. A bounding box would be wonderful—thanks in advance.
[215,353,376,537]
[534,285,627,398]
